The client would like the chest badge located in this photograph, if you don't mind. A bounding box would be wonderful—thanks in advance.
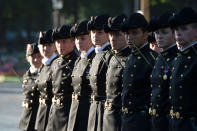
[163,66,169,80]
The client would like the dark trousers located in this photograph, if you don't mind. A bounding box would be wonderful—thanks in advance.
[121,111,151,131]
[169,118,197,131]
[151,116,169,131]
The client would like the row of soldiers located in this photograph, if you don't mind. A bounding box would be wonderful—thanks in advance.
[18,6,197,131]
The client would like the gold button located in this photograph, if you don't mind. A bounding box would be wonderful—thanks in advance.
[129,102,132,104]
[158,85,161,88]
[170,76,172,79]
[187,56,191,59]
[169,86,172,90]
[179,96,183,99]
[181,74,183,77]
[32,86,35,90]
[167,58,170,61]
[169,96,171,99]
[61,81,64,85]
[184,65,187,69]
[44,88,47,91]
[31,93,34,96]
[131,74,133,77]
[179,86,182,89]
[133,65,136,68]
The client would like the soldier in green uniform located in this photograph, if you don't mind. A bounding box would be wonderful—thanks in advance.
[87,14,113,131]
[121,13,157,131]
[168,7,197,131]
[46,25,78,131]
[148,12,178,131]
[103,14,131,131]
[19,43,42,131]
[67,20,95,131]
[35,29,58,131]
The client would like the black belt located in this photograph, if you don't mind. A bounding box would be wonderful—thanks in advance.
[91,94,106,101]
[72,93,90,101]
[104,101,121,111]
[169,109,197,119]
[122,106,149,115]
[52,95,71,106]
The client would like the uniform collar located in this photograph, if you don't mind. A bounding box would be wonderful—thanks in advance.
[160,44,177,56]
[132,43,148,55]
[180,41,197,52]
[29,67,39,74]
[95,42,110,53]
[81,46,95,59]
[115,45,130,56]
[42,53,57,66]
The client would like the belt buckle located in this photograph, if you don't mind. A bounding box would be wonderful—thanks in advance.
[91,94,95,101]
[170,109,175,118]
[122,107,128,114]
[72,93,75,100]
[152,109,156,116]
[42,99,46,105]
[39,98,42,104]
[56,98,60,105]
[22,101,29,108]
[175,112,180,119]
[75,94,79,102]
[149,108,152,115]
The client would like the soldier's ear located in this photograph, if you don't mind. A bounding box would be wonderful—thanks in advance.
[144,31,149,41]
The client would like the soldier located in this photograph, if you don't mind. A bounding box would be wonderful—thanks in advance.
[87,14,112,131]
[35,29,58,131]
[148,12,178,131]
[67,20,95,131]
[46,25,78,131]
[103,15,131,131]
[168,7,197,131]
[121,13,157,131]
[19,43,42,131]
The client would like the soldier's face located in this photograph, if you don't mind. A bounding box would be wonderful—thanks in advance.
[55,39,75,55]
[154,27,175,49]
[125,28,148,50]
[174,24,197,50]
[75,34,92,53]
[90,29,109,47]
[27,53,43,68]
[108,31,127,51]
[38,43,56,58]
